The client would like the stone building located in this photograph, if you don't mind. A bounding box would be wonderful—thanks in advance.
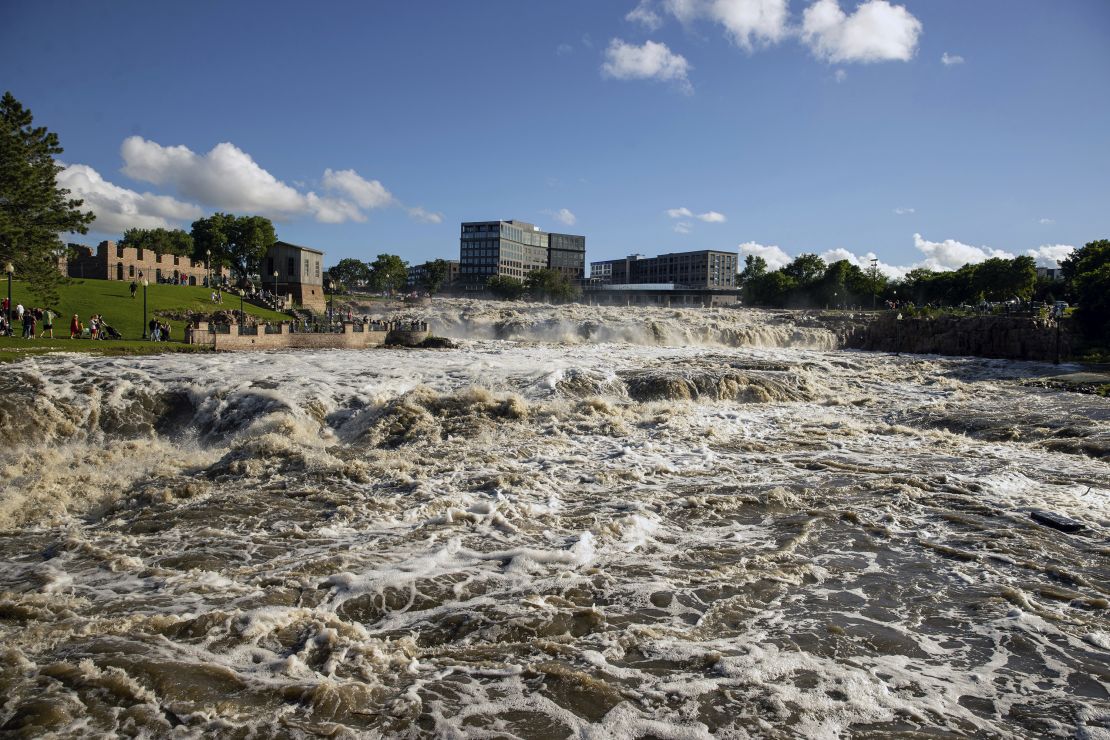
[264,241,326,312]
[67,241,227,284]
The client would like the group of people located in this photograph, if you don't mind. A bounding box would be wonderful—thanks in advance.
[0,299,58,338]
[147,318,171,341]
[73,313,122,340]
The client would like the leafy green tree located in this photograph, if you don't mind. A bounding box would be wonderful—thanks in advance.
[1062,239,1110,344]
[486,274,524,300]
[420,258,451,294]
[189,213,275,282]
[782,253,826,287]
[190,212,235,271]
[0,91,95,305]
[368,253,408,294]
[524,268,578,302]
[738,255,767,286]
[228,215,276,280]
[329,257,371,290]
[745,271,796,307]
[120,227,193,257]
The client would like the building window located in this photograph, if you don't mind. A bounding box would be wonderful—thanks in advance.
[315,260,320,278]
[129,265,135,278]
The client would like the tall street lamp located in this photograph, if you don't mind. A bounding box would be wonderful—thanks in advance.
[239,290,245,327]
[206,249,212,287]
[272,270,279,303]
[5,262,13,330]
[141,278,149,339]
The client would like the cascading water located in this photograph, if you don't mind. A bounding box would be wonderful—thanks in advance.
[0,303,1107,737]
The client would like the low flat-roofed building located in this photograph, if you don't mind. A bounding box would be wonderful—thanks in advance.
[591,250,736,289]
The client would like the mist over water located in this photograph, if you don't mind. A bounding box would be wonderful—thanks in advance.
[1,302,1107,738]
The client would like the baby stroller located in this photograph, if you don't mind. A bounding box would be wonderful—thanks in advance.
[101,323,123,340]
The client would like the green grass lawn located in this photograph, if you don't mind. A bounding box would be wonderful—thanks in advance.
[0,337,217,363]
[3,278,289,343]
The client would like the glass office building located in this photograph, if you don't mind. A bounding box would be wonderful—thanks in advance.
[460,220,585,291]
[589,250,737,289]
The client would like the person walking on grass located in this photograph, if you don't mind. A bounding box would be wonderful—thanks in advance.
[69,313,80,339]
[130,280,138,298]
[38,308,56,338]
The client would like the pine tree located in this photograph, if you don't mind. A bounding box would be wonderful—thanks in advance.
[0,91,95,306]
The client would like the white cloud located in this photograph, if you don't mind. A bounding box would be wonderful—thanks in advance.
[912,233,1014,271]
[627,1,664,30]
[941,52,964,66]
[58,162,203,234]
[602,39,692,92]
[660,0,790,50]
[820,247,905,278]
[739,241,792,270]
[407,206,444,224]
[1039,217,1055,225]
[1026,244,1074,268]
[801,0,922,63]
[556,42,575,56]
[674,222,692,234]
[551,208,577,226]
[321,168,395,210]
[894,206,915,215]
[666,206,726,222]
[834,68,848,83]
[118,136,433,225]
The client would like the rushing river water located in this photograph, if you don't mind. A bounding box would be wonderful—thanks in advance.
[0,303,1107,738]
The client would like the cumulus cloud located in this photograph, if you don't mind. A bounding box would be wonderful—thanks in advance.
[602,39,692,92]
[57,162,203,234]
[801,0,922,63]
[894,206,915,215]
[912,233,1014,271]
[321,168,395,209]
[659,0,790,50]
[941,52,964,66]
[819,247,905,278]
[407,206,444,224]
[551,208,577,226]
[1026,244,1075,268]
[666,206,726,222]
[739,240,792,270]
[626,1,664,30]
[118,136,433,225]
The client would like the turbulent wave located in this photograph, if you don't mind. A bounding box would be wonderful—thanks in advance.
[0,311,1108,737]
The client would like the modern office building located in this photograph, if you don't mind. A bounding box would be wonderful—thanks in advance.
[590,250,737,290]
[459,220,585,290]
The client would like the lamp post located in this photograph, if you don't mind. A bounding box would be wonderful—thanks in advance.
[141,278,149,339]
[5,262,13,330]
[272,270,279,305]
[206,249,212,288]
[239,291,245,327]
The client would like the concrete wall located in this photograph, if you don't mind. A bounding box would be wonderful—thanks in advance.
[185,320,428,351]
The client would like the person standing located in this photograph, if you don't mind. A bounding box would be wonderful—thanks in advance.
[69,313,80,339]
[130,280,138,298]
[39,308,55,338]
[148,318,159,341]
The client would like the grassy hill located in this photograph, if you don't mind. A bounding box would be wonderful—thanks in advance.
[3,278,289,341]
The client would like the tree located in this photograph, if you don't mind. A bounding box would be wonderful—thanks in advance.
[420,258,451,294]
[1062,239,1110,344]
[782,253,826,287]
[190,212,234,271]
[329,257,371,290]
[486,274,524,300]
[739,255,767,286]
[524,268,578,302]
[368,253,408,294]
[189,213,275,282]
[0,91,95,305]
[120,227,193,257]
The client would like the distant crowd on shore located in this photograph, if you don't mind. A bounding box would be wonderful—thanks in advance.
[1,297,126,340]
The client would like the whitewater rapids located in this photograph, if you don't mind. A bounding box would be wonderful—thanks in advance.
[0,301,1107,738]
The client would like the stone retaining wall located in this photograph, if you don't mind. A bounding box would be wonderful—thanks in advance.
[185,321,428,351]
[844,314,1071,362]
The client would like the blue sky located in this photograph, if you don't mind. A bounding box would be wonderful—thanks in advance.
[3,0,1108,275]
